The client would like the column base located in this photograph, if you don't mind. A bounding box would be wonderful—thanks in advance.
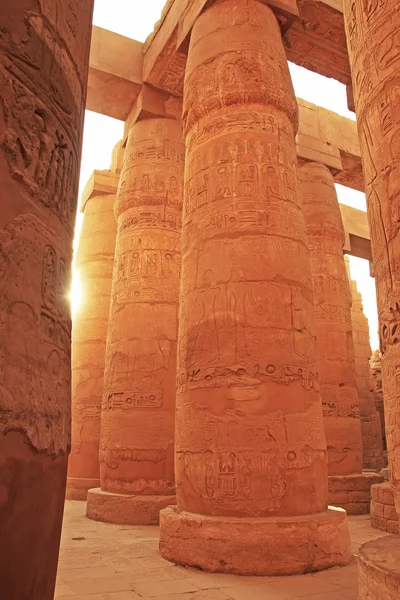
[359,537,400,599]
[328,472,383,515]
[159,506,351,576]
[370,483,399,534]
[86,488,176,525]
[65,477,100,501]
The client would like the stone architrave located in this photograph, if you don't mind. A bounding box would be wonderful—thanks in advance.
[0,2,94,599]
[298,162,382,515]
[370,350,386,453]
[343,2,400,595]
[66,144,123,501]
[86,117,184,525]
[158,0,351,577]
[345,259,385,471]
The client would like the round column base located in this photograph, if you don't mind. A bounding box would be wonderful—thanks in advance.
[87,488,176,525]
[370,483,399,534]
[359,537,400,599]
[65,477,100,501]
[159,506,351,576]
[328,472,383,515]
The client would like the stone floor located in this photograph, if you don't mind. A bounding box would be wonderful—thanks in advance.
[56,501,393,600]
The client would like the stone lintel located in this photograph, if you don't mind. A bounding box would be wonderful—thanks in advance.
[87,27,143,120]
[143,0,298,98]
[340,204,371,261]
[86,34,363,193]
[142,1,187,97]
[80,170,120,213]
[296,133,343,172]
[124,85,183,139]
[284,0,350,85]
[256,0,299,32]
[297,98,363,192]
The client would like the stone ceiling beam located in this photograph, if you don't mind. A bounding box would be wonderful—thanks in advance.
[87,27,143,120]
[284,0,351,86]
[86,25,363,192]
[341,204,372,262]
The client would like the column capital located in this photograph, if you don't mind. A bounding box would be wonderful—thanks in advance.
[80,170,120,213]
[124,84,183,141]
[257,0,299,32]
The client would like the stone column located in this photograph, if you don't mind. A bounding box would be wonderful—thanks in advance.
[86,116,184,525]
[345,258,385,471]
[0,2,93,599]
[298,162,382,515]
[370,350,387,454]
[159,0,351,576]
[344,1,400,595]
[344,0,400,517]
[66,143,123,501]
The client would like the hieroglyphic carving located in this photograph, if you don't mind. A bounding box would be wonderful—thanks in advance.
[283,0,351,85]
[67,170,120,494]
[344,0,400,511]
[0,8,86,235]
[299,162,363,477]
[370,350,387,452]
[0,216,71,455]
[40,245,70,352]
[98,118,183,498]
[172,0,329,523]
[0,1,93,597]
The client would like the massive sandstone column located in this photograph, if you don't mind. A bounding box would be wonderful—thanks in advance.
[346,261,384,471]
[298,162,382,515]
[87,117,183,525]
[0,2,93,599]
[159,0,351,576]
[344,2,400,596]
[66,144,122,501]
[370,350,387,454]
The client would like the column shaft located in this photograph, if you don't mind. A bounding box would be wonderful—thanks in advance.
[348,274,384,470]
[344,0,400,516]
[67,167,119,500]
[299,162,382,515]
[87,118,184,525]
[370,350,387,453]
[343,4,400,596]
[159,0,351,576]
[0,1,93,598]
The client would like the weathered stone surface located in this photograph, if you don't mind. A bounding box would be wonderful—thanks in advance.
[299,162,380,514]
[86,117,184,524]
[66,147,122,501]
[160,506,351,576]
[299,162,363,477]
[370,350,386,453]
[344,3,400,594]
[358,537,400,600]
[345,259,385,471]
[87,488,175,525]
[370,481,399,534]
[0,1,93,598]
[284,0,351,85]
[159,0,350,575]
[344,0,400,519]
[87,27,143,120]
[372,482,396,506]
[328,473,383,515]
